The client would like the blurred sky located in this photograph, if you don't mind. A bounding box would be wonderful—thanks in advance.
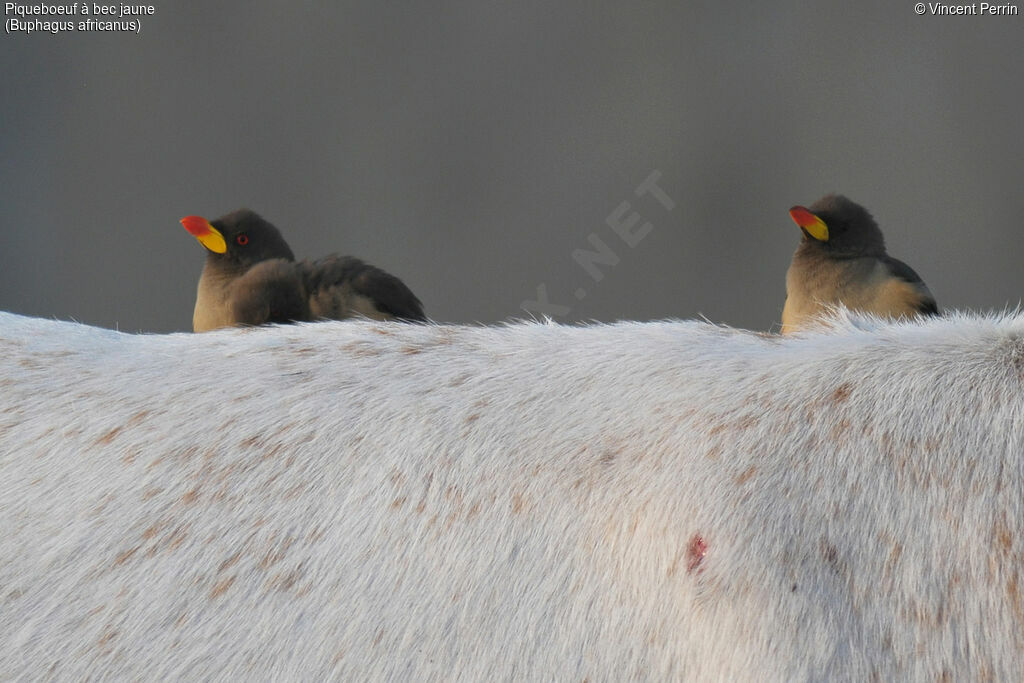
[2,1,1022,333]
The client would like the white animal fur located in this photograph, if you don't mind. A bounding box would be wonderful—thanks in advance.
[2,310,1023,680]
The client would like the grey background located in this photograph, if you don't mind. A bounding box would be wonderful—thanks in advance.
[2,1,1021,333]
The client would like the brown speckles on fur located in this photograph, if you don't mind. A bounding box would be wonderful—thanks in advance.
[733,415,757,431]
[448,373,471,388]
[735,466,756,485]
[830,418,851,440]
[414,473,434,514]
[388,467,407,488]
[260,443,286,462]
[886,542,903,579]
[266,565,307,594]
[218,552,243,573]
[115,546,139,565]
[821,540,844,578]
[284,483,308,501]
[97,627,118,651]
[1007,574,1024,621]
[96,410,152,446]
[96,426,122,445]
[90,492,116,517]
[11,311,1024,676]
[129,410,151,425]
[444,485,464,506]
[141,522,165,540]
[430,327,456,346]
[994,513,1013,553]
[343,341,381,358]
[166,526,188,552]
[210,577,235,599]
[260,550,285,570]
[830,383,853,404]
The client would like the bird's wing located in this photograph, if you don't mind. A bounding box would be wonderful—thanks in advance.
[229,260,310,326]
[881,255,939,315]
[302,255,426,322]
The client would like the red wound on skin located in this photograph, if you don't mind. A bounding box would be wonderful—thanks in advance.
[788,206,817,228]
[180,215,212,236]
[687,533,708,574]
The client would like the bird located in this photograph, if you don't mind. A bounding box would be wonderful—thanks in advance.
[781,194,938,334]
[181,209,426,332]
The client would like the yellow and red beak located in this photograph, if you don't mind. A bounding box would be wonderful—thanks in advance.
[788,206,829,242]
[180,215,227,254]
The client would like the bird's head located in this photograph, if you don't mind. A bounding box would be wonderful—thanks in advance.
[788,195,886,257]
[181,209,296,271]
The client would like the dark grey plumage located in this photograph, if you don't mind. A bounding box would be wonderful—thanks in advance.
[184,209,425,332]
[782,195,938,333]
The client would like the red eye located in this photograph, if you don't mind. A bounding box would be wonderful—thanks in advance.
[236,234,249,246]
